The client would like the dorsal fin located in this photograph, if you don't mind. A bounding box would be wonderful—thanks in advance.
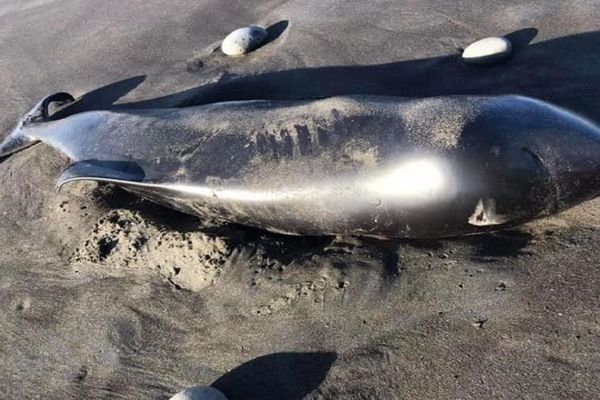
[57,160,145,190]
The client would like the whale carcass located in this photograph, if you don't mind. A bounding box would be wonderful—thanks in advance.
[1,93,599,238]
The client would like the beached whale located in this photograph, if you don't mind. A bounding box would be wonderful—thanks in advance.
[1,93,599,238]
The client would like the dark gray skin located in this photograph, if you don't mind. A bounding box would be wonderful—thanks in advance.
[1,93,599,238]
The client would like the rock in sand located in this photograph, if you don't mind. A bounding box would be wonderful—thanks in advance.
[221,25,268,56]
[169,386,228,400]
[462,36,512,65]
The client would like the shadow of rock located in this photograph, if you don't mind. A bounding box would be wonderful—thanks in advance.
[53,29,600,122]
[211,352,337,400]
[263,20,289,47]
[504,27,538,53]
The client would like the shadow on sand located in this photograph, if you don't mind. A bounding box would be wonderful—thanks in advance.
[211,352,337,400]
[54,28,600,122]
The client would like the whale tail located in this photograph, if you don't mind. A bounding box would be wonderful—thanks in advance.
[0,92,75,159]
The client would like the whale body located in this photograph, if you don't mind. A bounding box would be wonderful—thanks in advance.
[1,93,599,238]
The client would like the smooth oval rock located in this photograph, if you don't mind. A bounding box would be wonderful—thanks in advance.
[221,25,268,56]
[169,386,228,400]
[462,36,512,65]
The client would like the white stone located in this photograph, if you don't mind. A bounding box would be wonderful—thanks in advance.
[462,36,512,65]
[221,25,268,56]
[169,386,228,400]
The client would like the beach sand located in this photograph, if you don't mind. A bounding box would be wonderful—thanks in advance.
[0,1,599,398]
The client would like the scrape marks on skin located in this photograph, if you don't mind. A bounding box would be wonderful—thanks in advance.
[251,119,330,161]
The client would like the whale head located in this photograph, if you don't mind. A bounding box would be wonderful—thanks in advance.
[520,98,600,210]
[469,96,600,219]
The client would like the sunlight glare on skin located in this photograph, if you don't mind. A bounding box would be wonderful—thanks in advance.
[366,158,448,200]
[162,183,293,202]
[153,159,450,203]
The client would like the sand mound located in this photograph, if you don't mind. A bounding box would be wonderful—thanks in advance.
[70,209,229,291]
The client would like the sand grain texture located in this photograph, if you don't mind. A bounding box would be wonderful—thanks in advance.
[0,0,599,399]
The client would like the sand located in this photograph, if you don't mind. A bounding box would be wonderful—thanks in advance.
[0,0,599,399]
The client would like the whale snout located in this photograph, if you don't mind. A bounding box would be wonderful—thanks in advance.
[531,121,600,209]
[0,130,38,158]
[471,96,600,219]
[548,144,600,208]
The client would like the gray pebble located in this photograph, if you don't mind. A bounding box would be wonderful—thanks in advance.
[221,25,268,56]
[169,386,228,400]
[462,36,512,65]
